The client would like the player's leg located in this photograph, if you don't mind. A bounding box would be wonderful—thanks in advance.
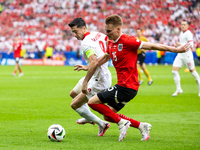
[70,77,95,125]
[137,64,143,85]
[186,59,200,97]
[88,85,149,141]
[190,68,200,96]
[107,101,152,141]
[17,59,23,77]
[71,92,110,136]
[137,54,143,85]
[172,55,183,96]
[12,58,19,76]
[88,94,130,141]
[141,63,153,85]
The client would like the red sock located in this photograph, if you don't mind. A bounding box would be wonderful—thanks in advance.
[14,70,17,74]
[88,103,121,123]
[117,114,140,128]
[19,70,22,73]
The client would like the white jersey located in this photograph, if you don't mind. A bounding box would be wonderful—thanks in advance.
[173,29,195,70]
[81,31,110,79]
[77,31,111,98]
[177,29,194,57]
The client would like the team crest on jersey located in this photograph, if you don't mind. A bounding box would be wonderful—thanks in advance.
[118,44,123,51]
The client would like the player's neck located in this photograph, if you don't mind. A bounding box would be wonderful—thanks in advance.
[182,28,189,33]
[113,33,123,43]
[82,31,90,40]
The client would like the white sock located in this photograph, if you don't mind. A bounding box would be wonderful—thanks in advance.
[191,70,200,92]
[118,118,126,126]
[75,104,104,127]
[172,70,182,90]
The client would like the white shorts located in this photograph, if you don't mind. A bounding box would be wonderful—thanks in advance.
[173,53,195,70]
[73,76,112,100]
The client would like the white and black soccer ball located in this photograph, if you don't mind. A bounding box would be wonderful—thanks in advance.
[47,124,65,142]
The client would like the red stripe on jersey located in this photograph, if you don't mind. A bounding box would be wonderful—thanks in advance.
[82,32,90,40]
[105,36,108,41]
[183,29,189,33]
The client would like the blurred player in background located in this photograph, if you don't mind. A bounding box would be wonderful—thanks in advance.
[136,28,153,85]
[7,36,24,77]
[86,14,191,141]
[68,18,112,136]
[172,20,200,97]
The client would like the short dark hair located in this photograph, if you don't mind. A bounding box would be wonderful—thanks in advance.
[182,20,189,24]
[68,18,86,28]
[136,28,142,31]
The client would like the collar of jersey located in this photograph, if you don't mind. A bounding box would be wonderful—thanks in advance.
[183,29,189,33]
[113,33,123,43]
[82,32,90,40]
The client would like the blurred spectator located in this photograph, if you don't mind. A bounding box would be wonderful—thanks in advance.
[0,0,199,54]
[196,45,200,61]
[157,51,165,64]
[44,45,53,59]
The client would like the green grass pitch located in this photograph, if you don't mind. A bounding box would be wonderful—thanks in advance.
[0,65,199,150]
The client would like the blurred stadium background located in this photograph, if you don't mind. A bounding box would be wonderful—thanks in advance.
[0,0,200,66]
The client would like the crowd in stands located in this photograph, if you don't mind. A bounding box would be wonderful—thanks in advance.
[0,0,199,58]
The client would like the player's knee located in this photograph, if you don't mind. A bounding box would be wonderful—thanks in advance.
[70,102,76,110]
[172,70,178,75]
[190,68,195,73]
[69,90,77,98]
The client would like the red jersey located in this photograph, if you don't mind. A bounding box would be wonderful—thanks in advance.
[107,34,142,90]
[13,42,22,58]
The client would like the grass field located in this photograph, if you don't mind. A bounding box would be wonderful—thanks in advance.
[0,65,200,150]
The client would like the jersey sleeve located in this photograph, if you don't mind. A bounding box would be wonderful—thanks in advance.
[81,41,96,58]
[126,37,142,51]
[187,31,194,48]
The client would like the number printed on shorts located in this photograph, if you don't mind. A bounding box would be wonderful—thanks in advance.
[108,86,116,91]
[187,62,191,67]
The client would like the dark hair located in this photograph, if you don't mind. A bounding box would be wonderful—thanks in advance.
[182,20,189,25]
[68,18,86,28]
[136,28,142,31]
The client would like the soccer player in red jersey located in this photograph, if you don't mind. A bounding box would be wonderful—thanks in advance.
[7,37,24,77]
[81,15,191,141]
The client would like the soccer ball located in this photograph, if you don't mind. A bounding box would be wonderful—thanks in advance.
[47,124,65,142]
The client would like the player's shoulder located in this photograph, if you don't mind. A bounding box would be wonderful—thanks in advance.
[83,32,106,43]
[85,31,106,39]
[141,36,148,41]
[183,29,192,35]
[186,30,193,35]
[120,34,135,41]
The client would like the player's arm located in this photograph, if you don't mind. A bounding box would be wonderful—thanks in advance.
[82,50,98,94]
[7,48,13,55]
[97,53,111,66]
[141,42,191,53]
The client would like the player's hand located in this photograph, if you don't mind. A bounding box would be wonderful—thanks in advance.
[82,82,88,95]
[74,65,88,71]
[175,43,191,53]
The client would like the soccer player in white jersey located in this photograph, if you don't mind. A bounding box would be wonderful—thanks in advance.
[172,20,200,97]
[68,18,112,136]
